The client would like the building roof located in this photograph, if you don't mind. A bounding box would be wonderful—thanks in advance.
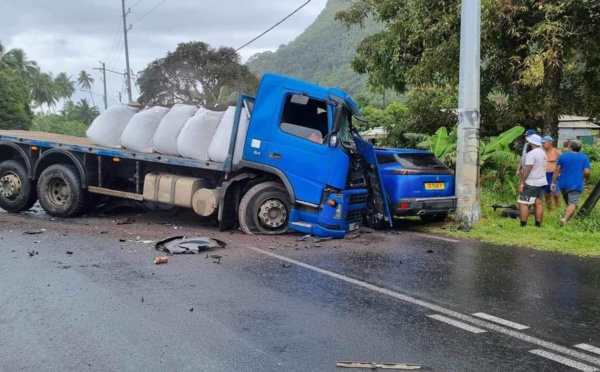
[360,127,387,139]
[559,115,600,129]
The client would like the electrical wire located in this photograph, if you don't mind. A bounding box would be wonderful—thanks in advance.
[104,21,122,64]
[131,0,166,24]
[129,0,144,9]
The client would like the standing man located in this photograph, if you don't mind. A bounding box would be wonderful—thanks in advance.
[551,141,592,226]
[541,136,562,211]
[516,129,537,177]
[518,134,547,227]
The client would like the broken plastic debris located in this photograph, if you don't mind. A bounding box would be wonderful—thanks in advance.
[154,256,169,265]
[155,236,227,254]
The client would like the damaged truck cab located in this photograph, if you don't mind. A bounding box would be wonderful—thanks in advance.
[239,74,391,237]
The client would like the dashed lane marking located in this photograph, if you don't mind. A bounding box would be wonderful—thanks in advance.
[245,245,600,367]
[576,344,600,356]
[530,349,599,372]
[472,312,529,330]
[410,232,460,243]
[428,314,486,334]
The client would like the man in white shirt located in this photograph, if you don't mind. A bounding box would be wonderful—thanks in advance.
[518,134,547,227]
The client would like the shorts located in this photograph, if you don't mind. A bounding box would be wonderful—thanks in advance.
[561,190,582,206]
[518,185,545,205]
[544,172,560,194]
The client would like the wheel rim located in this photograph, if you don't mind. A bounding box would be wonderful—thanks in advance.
[257,198,288,229]
[1,172,22,200]
[46,177,70,206]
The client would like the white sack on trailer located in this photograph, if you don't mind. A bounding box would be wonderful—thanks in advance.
[207,106,250,167]
[120,106,170,153]
[152,104,198,155]
[86,104,140,148]
[177,108,226,161]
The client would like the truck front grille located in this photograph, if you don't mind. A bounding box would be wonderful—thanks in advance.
[345,209,364,223]
[349,193,368,205]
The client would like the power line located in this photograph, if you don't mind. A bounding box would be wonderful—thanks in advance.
[104,21,122,64]
[135,1,312,81]
[129,0,144,9]
[234,0,311,53]
[132,0,166,24]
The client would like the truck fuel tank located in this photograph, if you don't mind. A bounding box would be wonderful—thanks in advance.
[143,173,210,208]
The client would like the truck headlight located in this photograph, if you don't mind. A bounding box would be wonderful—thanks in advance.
[334,204,343,219]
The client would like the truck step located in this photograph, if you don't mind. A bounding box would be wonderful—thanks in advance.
[88,186,144,201]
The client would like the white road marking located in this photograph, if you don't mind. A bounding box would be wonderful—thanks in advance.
[530,349,599,372]
[472,312,529,330]
[245,246,600,367]
[576,344,600,356]
[428,314,486,334]
[410,232,460,243]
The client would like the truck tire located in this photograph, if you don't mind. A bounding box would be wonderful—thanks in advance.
[0,160,38,213]
[37,164,87,218]
[238,181,290,235]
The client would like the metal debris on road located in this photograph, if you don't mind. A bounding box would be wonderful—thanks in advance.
[156,236,227,254]
[154,257,169,265]
[336,361,421,370]
[297,234,311,242]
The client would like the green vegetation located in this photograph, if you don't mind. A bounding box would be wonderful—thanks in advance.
[31,115,88,137]
[137,41,258,105]
[246,0,384,97]
[0,65,33,130]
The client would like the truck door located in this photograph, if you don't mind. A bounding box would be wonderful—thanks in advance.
[265,93,333,205]
[354,135,393,228]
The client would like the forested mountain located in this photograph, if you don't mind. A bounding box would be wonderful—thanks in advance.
[246,0,380,95]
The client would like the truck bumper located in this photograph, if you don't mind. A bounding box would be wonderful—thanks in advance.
[392,196,457,216]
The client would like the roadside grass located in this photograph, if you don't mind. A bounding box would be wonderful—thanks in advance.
[416,162,600,257]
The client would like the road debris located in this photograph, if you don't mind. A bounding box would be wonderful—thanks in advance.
[189,308,194,312]
[24,230,44,235]
[154,256,169,265]
[282,263,292,268]
[116,217,135,225]
[141,296,144,303]
[66,251,74,255]
[208,254,222,264]
[119,239,127,242]
[336,361,421,370]
[346,233,360,240]
[27,250,38,257]
[314,237,333,243]
[156,236,227,254]
[426,250,434,254]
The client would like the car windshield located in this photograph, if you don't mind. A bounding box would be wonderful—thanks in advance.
[394,153,448,169]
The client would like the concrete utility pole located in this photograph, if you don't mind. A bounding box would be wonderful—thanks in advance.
[121,0,133,103]
[455,0,482,227]
[94,62,108,110]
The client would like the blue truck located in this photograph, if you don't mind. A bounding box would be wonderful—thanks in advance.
[0,73,391,238]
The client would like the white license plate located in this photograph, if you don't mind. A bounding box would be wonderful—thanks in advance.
[349,223,360,231]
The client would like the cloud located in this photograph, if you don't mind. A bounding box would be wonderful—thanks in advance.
[0,0,327,106]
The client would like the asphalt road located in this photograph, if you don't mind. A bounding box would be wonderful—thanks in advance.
[1,207,599,371]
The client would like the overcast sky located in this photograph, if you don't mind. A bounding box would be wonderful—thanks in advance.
[0,0,328,108]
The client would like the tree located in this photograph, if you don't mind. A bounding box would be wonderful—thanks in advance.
[54,72,76,103]
[29,67,58,113]
[77,70,95,106]
[0,65,33,130]
[61,98,99,126]
[1,48,38,82]
[136,41,259,105]
[336,0,600,139]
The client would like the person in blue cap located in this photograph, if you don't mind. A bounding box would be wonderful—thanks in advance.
[516,129,537,177]
[541,135,562,211]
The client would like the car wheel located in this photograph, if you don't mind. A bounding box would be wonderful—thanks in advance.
[419,213,448,223]
[0,160,38,213]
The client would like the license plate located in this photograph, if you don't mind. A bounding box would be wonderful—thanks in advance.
[425,183,445,190]
[349,223,360,231]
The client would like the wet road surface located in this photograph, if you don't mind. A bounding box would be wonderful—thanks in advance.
[1,207,599,371]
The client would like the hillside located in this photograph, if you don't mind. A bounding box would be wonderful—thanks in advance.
[246,0,380,95]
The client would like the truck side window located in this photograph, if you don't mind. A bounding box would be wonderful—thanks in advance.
[280,95,329,144]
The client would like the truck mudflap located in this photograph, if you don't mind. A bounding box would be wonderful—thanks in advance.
[353,135,392,228]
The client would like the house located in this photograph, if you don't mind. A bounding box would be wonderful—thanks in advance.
[559,116,600,146]
[360,127,387,144]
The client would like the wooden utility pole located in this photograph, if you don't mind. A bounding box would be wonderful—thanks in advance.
[455,0,482,226]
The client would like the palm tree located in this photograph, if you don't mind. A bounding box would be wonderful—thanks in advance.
[54,72,76,103]
[1,48,38,82]
[77,70,95,106]
[29,67,58,113]
[74,98,100,125]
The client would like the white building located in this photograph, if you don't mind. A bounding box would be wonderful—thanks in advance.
[558,115,600,146]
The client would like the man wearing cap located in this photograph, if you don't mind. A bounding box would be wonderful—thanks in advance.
[518,134,547,227]
[516,129,537,177]
[551,141,592,226]
[542,136,562,211]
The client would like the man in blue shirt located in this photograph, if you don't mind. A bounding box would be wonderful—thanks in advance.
[551,141,592,226]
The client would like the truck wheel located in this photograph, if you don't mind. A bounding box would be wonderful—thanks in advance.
[37,164,87,218]
[238,181,290,235]
[0,160,38,213]
[419,213,448,223]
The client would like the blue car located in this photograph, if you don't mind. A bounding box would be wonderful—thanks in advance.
[376,148,457,222]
